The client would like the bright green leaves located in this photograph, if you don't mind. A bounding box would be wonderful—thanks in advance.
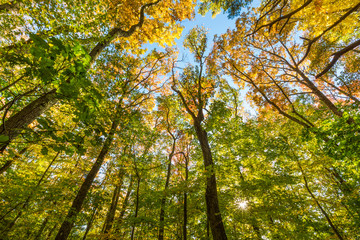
[316,111,360,160]
[5,34,102,127]
[5,34,91,98]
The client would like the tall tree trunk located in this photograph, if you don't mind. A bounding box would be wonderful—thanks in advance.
[158,138,176,240]
[102,168,125,237]
[82,206,98,240]
[46,224,57,240]
[55,111,121,240]
[130,175,141,240]
[34,217,49,240]
[183,155,188,240]
[206,218,210,239]
[295,71,355,123]
[194,122,227,240]
[0,89,58,153]
[113,175,134,235]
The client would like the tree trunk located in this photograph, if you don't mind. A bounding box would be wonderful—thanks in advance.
[34,217,49,240]
[296,71,351,121]
[130,175,141,240]
[82,207,98,240]
[0,89,58,153]
[194,122,227,240]
[46,224,57,240]
[158,139,176,240]
[102,168,125,237]
[183,155,188,240]
[55,112,120,240]
[113,175,134,235]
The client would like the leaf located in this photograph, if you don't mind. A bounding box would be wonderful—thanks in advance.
[41,146,49,155]
[0,135,9,143]
[29,33,49,50]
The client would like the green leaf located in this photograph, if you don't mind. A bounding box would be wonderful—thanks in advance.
[41,146,49,155]
[0,135,9,143]
[29,33,49,49]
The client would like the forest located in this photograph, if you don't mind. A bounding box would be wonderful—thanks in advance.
[0,0,359,239]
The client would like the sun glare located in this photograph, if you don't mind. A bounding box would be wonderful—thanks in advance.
[235,199,248,210]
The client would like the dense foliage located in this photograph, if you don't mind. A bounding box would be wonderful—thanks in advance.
[0,0,359,239]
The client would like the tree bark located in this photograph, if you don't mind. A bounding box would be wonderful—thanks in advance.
[130,175,141,240]
[46,224,57,240]
[55,111,120,240]
[0,89,58,153]
[102,168,125,237]
[158,138,176,240]
[194,122,227,240]
[34,217,49,240]
[113,175,134,235]
[183,155,188,240]
[82,207,98,240]
[172,82,227,239]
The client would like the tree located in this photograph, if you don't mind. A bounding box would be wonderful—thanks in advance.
[172,27,228,239]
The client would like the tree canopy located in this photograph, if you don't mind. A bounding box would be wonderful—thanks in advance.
[0,0,359,239]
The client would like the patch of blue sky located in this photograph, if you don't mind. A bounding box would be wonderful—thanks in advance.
[142,7,259,118]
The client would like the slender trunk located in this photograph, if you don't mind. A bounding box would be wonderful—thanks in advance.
[113,175,134,235]
[102,168,125,237]
[0,89,58,153]
[0,160,14,174]
[1,211,22,236]
[0,147,27,174]
[297,161,344,240]
[0,202,21,221]
[82,207,98,240]
[34,217,49,240]
[194,122,227,240]
[55,112,120,240]
[183,157,188,240]
[158,139,176,240]
[46,224,57,240]
[130,176,141,240]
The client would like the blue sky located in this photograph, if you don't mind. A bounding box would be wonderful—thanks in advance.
[143,7,258,117]
[178,9,258,117]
